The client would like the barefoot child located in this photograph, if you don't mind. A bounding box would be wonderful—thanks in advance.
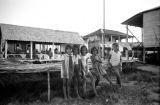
[61,45,74,99]
[80,45,98,96]
[72,45,82,99]
[109,43,122,87]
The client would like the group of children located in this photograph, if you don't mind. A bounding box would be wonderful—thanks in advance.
[61,43,122,99]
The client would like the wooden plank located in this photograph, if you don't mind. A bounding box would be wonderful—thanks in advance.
[0,62,62,73]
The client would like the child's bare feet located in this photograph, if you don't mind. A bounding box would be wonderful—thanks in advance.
[77,96,82,99]
[64,96,67,100]
[68,96,72,100]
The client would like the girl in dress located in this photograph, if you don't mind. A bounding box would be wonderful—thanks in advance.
[61,45,74,99]
[72,45,81,99]
[80,45,98,97]
[90,47,114,87]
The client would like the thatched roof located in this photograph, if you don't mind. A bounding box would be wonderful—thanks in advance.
[83,29,132,39]
[0,23,84,44]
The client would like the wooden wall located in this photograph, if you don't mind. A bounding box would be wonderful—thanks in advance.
[143,9,160,48]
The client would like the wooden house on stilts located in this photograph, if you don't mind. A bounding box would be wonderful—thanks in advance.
[122,6,160,64]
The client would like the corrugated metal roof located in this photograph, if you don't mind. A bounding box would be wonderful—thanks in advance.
[0,23,84,44]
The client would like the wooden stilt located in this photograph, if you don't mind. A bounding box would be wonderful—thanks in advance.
[47,69,50,102]
[5,40,8,59]
[141,28,145,63]
[126,25,129,60]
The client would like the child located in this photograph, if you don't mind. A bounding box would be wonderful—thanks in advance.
[102,47,111,75]
[109,43,122,87]
[80,45,98,96]
[72,45,81,99]
[61,45,74,99]
[90,47,114,87]
[104,47,111,62]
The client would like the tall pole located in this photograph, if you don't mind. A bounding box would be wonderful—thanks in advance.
[101,0,105,58]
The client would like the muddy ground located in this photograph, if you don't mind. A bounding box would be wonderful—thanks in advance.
[0,70,159,105]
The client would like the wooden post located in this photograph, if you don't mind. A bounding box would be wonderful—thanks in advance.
[142,28,145,63]
[118,36,121,44]
[126,25,129,60]
[5,40,8,59]
[47,69,50,102]
[101,29,105,58]
[52,43,55,59]
[131,36,134,59]
[111,35,113,44]
[30,41,33,59]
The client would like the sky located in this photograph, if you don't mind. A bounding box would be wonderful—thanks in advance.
[0,0,160,42]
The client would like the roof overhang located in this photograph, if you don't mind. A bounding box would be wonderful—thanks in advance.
[122,13,143,27]
[122,6,160,28]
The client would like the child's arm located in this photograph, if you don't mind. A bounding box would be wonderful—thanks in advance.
[108,53,112,67]
[80,59,87,73]
[95,56,102,63]
[120,55,122,70]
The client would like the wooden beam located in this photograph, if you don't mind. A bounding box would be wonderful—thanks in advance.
[30,41,33,59]
[5,41,7,58]
[126,25,128,43]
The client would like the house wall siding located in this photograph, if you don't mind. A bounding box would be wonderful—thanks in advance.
[143,9,160,48]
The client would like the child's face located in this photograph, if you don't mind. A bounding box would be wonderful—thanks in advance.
[81,47,87,55]
[66,48,72,55]
[73,48,78,55]
[93,49,98,55]
[104,49,109,54]
[112,45,118,51]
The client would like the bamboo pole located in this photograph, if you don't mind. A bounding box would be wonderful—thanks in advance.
[47,68,50,102]
[101,0,105,59]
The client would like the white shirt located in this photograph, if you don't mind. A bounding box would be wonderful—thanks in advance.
[81,53,91,67]
[110,50,121,66]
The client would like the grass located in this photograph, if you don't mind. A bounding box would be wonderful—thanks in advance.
[0,70,159,105]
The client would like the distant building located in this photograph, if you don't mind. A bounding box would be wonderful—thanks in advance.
[0,23,84,59]
[122,6,160,64]
[83,29,132,53]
